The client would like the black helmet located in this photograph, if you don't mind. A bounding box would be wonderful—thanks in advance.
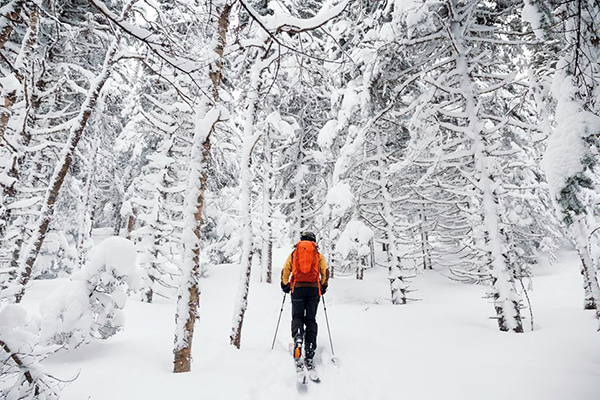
[300,231,316,242]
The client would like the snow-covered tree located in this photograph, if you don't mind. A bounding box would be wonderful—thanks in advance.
[526,0,600,324]
[8,0,137,303]
[390,0,563,331]
[39,236,140,347]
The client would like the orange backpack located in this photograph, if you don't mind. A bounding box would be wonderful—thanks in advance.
[291,240,320,289]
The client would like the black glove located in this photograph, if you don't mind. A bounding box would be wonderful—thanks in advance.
[321,283,328,295]
[281,282,291,293]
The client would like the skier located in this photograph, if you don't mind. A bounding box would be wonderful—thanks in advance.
[280,231,329,376]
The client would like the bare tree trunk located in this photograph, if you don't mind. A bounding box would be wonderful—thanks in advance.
[369,238,375,269]
[419,208,432,270]
[0,4,38,241]
[145,240,160,303]
[2,3,38,282]
[230,46,267,349]
[174,135,212,373]
[113,210,122,236]
[373,134,407,305]
[126,209,136,240]
[0,2,37,140]
[578,247,600,316]
[0,0,25,51]
[230,248,253,349]
[572,218,600,324]
[0,90,16,145]
[76,140,99,268]
[356,262,364,280]
[145,276,155,303]
[14,21,123,304]
[7,220,25,281]
[0,339,39,396]
[262,128,273,284]
[173,2,232,372]
[266,241,273,284]
[447,17,523,332]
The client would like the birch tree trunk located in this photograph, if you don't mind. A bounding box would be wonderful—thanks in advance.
[173,1,232,372]
[572,217,600,322]
[0,4,38,241]
[0,0,25,51]
[230,51,266,349]
[173,109,218,372]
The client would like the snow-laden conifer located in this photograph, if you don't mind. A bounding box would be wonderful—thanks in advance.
[527,0,600,324]
[391,0,561,331]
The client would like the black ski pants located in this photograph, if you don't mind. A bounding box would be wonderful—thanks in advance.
[291,287,320,356]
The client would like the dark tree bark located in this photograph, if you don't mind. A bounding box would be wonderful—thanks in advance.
[173,135,212,373]
[0,0,25,51]
[0,339,39,396]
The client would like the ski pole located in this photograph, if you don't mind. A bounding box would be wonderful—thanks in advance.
[271,293,287,350]
[322,295,336,362]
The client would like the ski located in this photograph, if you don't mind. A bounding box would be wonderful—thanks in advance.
[295,361,308,385]
[306,367,320,383]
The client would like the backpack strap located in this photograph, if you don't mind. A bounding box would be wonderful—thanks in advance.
[291,245,298,293]
[312,246,321,296]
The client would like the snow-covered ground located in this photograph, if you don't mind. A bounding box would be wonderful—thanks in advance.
[20,248,600,400]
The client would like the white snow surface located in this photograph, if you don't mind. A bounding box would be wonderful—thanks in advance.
[17,249,600,400]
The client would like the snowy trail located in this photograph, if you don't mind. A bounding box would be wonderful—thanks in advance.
[24,249,600,399]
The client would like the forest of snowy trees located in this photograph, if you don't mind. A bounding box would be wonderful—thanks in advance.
[1,0,599,397]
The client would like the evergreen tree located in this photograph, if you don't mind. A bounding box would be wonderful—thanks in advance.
[392,0,560,331]
[527,0,600,322]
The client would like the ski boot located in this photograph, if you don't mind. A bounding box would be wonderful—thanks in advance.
[304,344,320,382]
[293,336,303,364]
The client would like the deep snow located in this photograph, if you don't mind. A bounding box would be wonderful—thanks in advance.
[19,248,600,400]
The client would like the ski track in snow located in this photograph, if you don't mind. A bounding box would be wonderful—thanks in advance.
[19,249,600,400]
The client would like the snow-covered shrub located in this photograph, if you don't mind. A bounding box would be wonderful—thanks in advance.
[39,280,93,347]
[39,237,140,347]
[326,182,355,219]
[0,304,64,399]
[201,190,243,266]
[335,220,374,278]
[35,231,77,279]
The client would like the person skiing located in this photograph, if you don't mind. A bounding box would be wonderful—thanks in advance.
[280,231,329,373]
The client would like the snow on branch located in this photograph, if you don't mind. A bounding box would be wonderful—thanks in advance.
[88,0,199,76]
[0,304,69,399]
[239,0,350,63]
[261,0,351,35]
